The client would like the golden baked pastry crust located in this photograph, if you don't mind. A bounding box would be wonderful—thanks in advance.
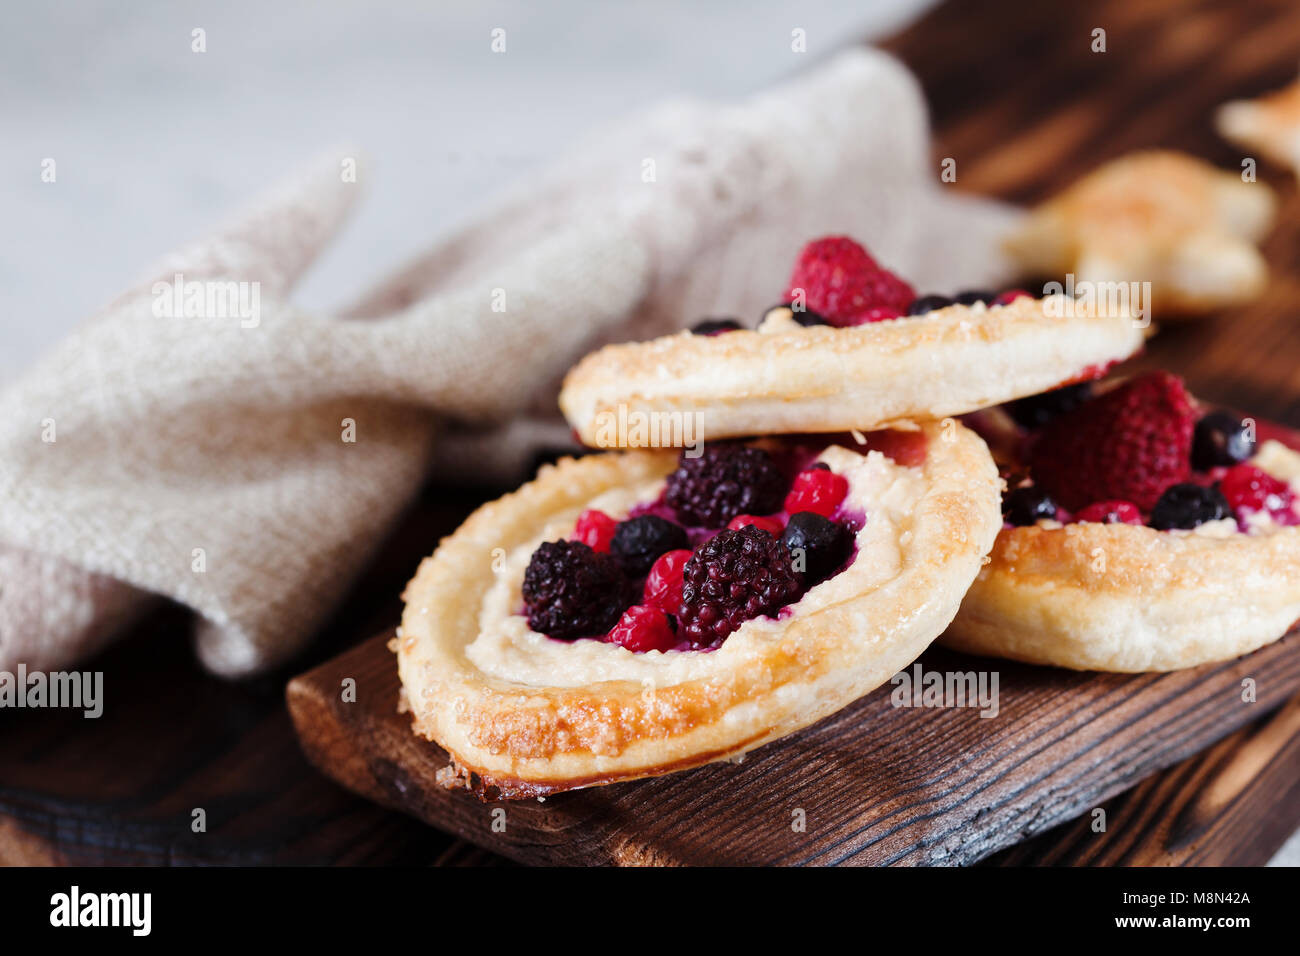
[559,294,1143,447]
[944,512,1300,672]
[1218,78,1300,178]
[1004,150,1275,317]
[397,420,1000,798]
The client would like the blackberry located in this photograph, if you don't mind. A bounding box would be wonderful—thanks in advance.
[522,540,632,640]
[907,294,953,315]
[781,512,854,583]
[610,515,689,576]
[954,289,996,305]
[1003,486,1057,526]
[678,526,802,647]
[1148,483,1231,531]
[1006,382,1094,430]
[1191,411,1254,470]
[665,444,788,528]
[690,317,743,335]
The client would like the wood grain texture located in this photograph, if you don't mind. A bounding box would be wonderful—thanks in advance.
[287,629,1300,866]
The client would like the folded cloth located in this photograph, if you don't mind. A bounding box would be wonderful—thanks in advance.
[0,49,1021,678]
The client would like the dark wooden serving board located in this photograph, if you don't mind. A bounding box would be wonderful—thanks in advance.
[287,628,1300,866]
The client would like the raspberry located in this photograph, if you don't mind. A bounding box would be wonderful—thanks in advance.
[727,514,784,535]
[784,467,849,518]
[1149,483,1230,531]
[780,512,853,583]
[610,515,688,575]
[1002,486,1057,526]
[643,548,691,614]
[783,236,915,327]
[678,526,802,647]
[665,444,788,528]
[522,541,632,640]
[1073,500,1143,525]
[606,605,677,653]
[1219,464,1297,523]
[572,509,617,552]
[1029,372,1197,512]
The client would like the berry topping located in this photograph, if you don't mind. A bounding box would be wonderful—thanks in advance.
[678,526,802,647]
[783,236,915,327]
[1002,486,1058,526]
[728,514,785,535]
[606,605,678,653]
[954,289,996,305]
[1148,483,1231,531]
[1192,411,1255,470]
[664,444,788,528]
[642,548,692,615]
[783,306,831,327]
[610,515,689,576]
[1219,464,1297,523]
[1029,372,1197,512]
[783,466,850,518]
[994,289,1032,306]
[690,318,743,335]
[1073,500,1143,525]
[572,508,617,552]
[780,511,854,583]
[522,541,632,640]
[1006,382,1094,430]
[907,294,953,315]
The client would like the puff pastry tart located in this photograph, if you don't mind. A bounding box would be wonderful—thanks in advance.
[1218,77,1300,179]
[946,371,1300,672]
[397,420,1000,798]
[1003,151,1275,317]
[559,236,1144,446]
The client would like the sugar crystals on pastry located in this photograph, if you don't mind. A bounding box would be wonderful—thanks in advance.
[1003,151,1275,318]
[947,371,1300,672]
[396,421,1000,798]
[560,236,1146,447]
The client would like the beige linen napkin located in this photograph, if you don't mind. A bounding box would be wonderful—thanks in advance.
[0,49,1021,678]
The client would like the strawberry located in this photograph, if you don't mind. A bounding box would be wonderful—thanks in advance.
[1029,372,1197,512]
[783,236,914,327]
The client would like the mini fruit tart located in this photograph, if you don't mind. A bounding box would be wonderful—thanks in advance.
[396,419,999,799]
[559,236,1145,446]
[946,371,1300,672]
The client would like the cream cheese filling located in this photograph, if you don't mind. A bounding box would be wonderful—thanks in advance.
[465,443,928,689]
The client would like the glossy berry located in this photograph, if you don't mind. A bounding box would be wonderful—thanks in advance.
[780,511,854,583]
[610,515,689,576]
[572,508,617,552]
[907,294,953,315]
[1002,486,1058,526]
[783,236,915,327]
[994,289,1033,306]
[1030,372,1197,512]
[783,467,849,518]
[690,317,743,335]
[665,443,788,528]
[522,541,632,640]
[678,526,802,647]
[642,548,692,615]
[606,605,678,653]
[1192,411,1254,470]
[1148,483,1231,531]
[1006,382,1093,430]
[728,514,785,535]
[1219,464,1297,523]
[954,289,996,305]
[789,307,831,327]
[1073,500,1142,525]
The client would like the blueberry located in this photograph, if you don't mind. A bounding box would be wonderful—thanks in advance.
[1148,483,1231,530]
[789,307,830,327]
[780,511,854,583]
[1003,486,1057,526]
[610,515,690,576]
[907,294,953,316]
[690,317,743,335]
[1006,382,1094,430]
[954,289,997,305]
[1191,411,1254,470]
